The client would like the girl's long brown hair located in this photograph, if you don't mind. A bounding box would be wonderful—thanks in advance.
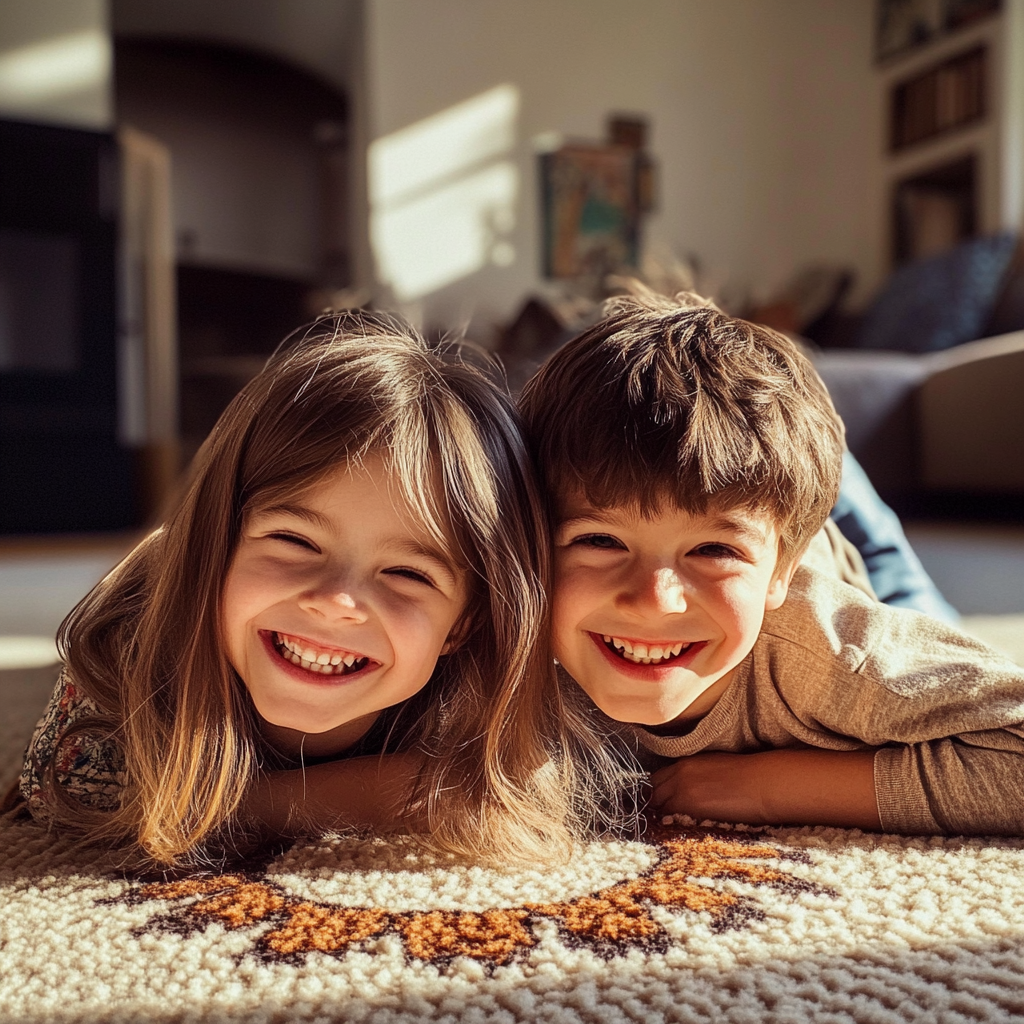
[49,312,631,867]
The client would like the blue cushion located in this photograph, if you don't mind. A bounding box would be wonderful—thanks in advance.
[854,232,1017,352]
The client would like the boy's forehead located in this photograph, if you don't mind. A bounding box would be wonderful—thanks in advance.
[555,490,779,541]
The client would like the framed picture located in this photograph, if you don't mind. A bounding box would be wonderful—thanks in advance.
[876,0,941,61]
[540,144,640,280]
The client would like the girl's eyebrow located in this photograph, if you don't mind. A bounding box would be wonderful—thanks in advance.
[252,504,333,532]
[390,538,460,586]
[252,505,460,586]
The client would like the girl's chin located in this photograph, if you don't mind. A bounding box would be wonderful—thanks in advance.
[256,708,380,758]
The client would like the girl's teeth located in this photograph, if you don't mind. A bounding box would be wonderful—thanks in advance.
[274,633,367,675]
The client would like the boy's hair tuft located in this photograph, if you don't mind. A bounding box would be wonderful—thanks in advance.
[519,289,845,565]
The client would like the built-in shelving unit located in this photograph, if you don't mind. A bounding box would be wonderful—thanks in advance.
[876,3,1023,268]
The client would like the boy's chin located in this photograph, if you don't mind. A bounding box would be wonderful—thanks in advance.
[587,693,692,728]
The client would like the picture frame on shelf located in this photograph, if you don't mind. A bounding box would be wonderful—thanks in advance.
[540,144,640,281]
[876,0,942,62]
[875,0,1002,62]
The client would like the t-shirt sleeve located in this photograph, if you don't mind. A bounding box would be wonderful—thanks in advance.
[19,670,125,823]
[765,570,1024,836]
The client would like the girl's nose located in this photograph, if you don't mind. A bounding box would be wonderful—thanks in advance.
[298,574,370,621]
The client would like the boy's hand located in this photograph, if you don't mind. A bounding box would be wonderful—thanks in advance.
[650,748,882,830]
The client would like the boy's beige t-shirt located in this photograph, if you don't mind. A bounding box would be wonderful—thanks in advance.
[628,565,1024,836]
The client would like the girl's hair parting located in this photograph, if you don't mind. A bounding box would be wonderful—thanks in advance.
[49,311,634,867]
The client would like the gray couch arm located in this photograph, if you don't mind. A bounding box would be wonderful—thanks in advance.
[919,330,1024,493]
[810,349,931,497]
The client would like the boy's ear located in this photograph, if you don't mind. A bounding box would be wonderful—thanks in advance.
[764,557,800,612]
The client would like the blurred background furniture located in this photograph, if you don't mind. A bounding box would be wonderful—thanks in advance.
[750,232,1024,510]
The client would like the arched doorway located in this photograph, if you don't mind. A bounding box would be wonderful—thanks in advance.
[115,38,350,460]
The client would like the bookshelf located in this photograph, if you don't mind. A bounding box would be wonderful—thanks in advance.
[875,3,1023,270]
[890,46,987,152]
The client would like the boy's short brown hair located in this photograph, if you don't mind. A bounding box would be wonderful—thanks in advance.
[518,290,845,567]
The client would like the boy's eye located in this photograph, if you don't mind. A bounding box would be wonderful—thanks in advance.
[573,533,625,551]
[692,542,740,559]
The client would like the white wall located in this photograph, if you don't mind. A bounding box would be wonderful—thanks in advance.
[0,0,112,130]
[365,0,881,332]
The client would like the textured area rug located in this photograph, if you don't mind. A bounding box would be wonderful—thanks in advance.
[2,812,1023,1024]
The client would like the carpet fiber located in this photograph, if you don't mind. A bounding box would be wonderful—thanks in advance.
[2,810,1023,1023]
[3,624,1023,1023]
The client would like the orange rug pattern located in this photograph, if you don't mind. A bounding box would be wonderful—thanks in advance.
[112,828,829,967]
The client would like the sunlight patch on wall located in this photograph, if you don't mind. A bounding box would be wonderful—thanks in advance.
[0,29,110,104]
[369,84,519,301]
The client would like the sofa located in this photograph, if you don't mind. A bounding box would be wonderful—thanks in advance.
[799,233,1024,504]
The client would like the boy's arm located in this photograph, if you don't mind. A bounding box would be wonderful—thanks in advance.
[243,752,427,837]
[650,748,881,830]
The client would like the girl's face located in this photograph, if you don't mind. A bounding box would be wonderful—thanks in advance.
[221,455,468,757]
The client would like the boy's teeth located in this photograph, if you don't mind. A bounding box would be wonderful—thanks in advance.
[604,635,690,665]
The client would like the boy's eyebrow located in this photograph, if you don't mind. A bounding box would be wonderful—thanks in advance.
[556,512,614,530]
[706,514,770,545]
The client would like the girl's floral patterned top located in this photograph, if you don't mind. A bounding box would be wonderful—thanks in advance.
[19,670,124,821]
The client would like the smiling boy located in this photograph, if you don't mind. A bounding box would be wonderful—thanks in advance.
[520,291,1024,836]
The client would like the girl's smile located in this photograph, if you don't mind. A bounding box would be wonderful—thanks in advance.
[222,455,467,756]
[262,630,375,679]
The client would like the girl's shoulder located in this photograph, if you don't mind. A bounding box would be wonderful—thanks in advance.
[19,668,125,822]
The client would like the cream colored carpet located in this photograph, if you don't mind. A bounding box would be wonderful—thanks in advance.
[2,619,1023,1022]
[1,812,1023,1022]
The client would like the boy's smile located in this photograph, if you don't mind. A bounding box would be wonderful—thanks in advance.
[552,498,796,728]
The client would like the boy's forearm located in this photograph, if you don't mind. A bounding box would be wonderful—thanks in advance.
[651,748,882,830]
[243,754,426,837]
[754,748,881,829]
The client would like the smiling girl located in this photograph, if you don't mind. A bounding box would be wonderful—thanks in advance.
[19,312,611,867]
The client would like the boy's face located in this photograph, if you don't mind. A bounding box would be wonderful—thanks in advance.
[552,495,796,728]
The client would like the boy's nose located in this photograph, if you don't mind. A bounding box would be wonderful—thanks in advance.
[620,566,688,614]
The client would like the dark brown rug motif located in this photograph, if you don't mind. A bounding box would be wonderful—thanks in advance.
[111,827,831,967]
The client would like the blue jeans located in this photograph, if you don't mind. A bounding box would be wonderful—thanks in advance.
[832,451,960,624]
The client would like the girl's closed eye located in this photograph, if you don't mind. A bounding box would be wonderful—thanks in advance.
[266,531,320,553]
[383,565,436,587]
